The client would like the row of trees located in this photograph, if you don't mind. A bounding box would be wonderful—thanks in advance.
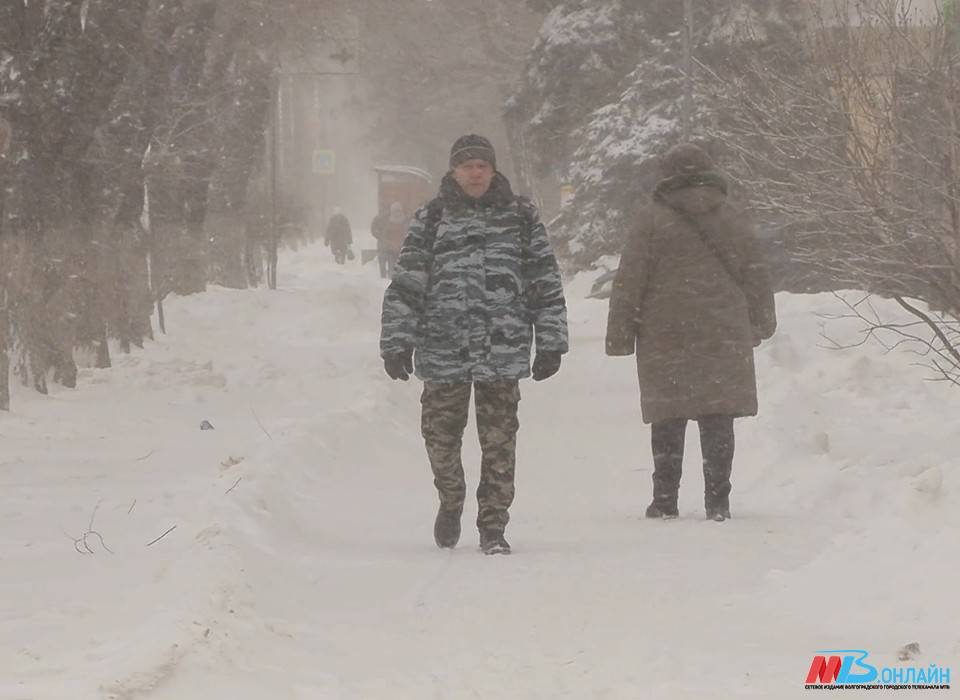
[12,1,953,402]
[512,0,960,385]
[0,0,301,409]
[0,0,548,411]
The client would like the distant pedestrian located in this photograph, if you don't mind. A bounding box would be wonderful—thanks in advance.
[325,207,354,264]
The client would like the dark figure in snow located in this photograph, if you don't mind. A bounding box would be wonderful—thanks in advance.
[380,134,569,554]
[605,143,777,522]
[325,207,353,264]
[371,210,389,278]
[372,202,409,278]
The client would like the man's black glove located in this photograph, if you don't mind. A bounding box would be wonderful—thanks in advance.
[383,350,413,381]
[531,351,562,381]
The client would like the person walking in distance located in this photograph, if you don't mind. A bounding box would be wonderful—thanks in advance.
[325,207,353,264]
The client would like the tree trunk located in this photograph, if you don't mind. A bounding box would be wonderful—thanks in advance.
[0,272,9,412]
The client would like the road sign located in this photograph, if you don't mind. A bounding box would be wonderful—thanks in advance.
[313,149,335,175]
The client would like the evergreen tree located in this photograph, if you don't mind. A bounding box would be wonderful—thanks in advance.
[509,0,805,269]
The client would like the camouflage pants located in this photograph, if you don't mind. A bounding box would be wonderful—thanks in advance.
[420,380,521,533]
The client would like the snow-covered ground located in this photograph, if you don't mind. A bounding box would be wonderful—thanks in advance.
[2,243,957,699]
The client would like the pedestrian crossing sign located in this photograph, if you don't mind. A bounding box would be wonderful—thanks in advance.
[313,149,336,175]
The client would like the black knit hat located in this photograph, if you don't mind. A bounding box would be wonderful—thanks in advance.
[449,134,497,169]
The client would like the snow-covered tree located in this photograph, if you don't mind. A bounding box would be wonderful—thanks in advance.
[0,0,153,401]
[0,0,337,408]
[509,0,805,269]
[0,0,544,409]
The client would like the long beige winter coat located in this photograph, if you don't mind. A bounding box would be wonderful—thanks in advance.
[605,177,776,424]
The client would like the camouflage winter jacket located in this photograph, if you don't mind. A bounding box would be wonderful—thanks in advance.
[380,173,568,382]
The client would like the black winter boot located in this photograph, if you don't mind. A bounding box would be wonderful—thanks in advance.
[434,507,462,548]
[704,478,732,521]
[645,501,679,519]
[479,529,511,555]
[705,501,731,522]
[700,415,735,523]
[647,419,686,519]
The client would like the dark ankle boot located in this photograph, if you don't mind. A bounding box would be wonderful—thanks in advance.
[645,501,679,519]
[479,529,511,555]
[648,419,686,519]
[434,507,462,548]
[703,459,733,521]
[648,452,683,518]
[700,415,734,522]
[705,498,731,522]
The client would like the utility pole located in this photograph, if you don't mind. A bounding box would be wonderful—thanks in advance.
[267,36,282,291]
[268,71,279,290]
[683,0,695,140]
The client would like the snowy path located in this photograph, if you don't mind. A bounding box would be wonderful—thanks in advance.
[3,244,957,699]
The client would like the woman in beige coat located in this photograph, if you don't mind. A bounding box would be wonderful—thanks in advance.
[606,143,776,521]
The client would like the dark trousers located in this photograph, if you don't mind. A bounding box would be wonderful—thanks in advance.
[379,249,398,279]
[650,415,734,511]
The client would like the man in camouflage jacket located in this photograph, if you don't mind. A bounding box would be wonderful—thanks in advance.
[380,134,568,555]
